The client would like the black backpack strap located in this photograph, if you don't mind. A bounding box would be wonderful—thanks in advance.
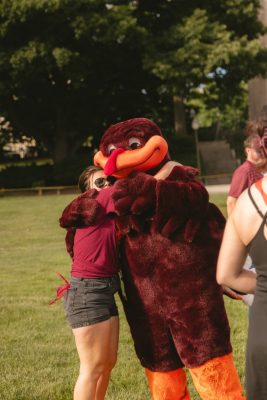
[248,186,267,221]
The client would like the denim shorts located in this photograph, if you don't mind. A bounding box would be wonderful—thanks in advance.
[64,275,120,329]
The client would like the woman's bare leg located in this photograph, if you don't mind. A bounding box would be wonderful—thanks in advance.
[95,316,119,400]
[73,317,119,400]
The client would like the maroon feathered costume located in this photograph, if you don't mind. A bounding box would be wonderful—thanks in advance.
[61,118,245,399]
[96,118,231,367]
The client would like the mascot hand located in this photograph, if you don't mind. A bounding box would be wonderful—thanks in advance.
[206,203,226,240]
[59,189,99,228]
[113,171,156,216]
[183,203,225,243]
[116,214,147,235]
[154,169,209,239]
[157,214,202,241]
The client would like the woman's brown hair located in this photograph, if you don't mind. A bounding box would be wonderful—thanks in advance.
[78,165,102,193]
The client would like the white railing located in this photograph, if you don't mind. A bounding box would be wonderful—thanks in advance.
[0,173,233,196]
[0,185,78,196]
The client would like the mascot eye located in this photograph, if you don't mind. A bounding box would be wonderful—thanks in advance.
[129,137,141,150]
[107,144,117,155]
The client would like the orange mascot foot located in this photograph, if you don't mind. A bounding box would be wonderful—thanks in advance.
[189,353,246,400]
[145,368,190,400]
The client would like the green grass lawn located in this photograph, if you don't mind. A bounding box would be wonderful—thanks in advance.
[0,193,247,399]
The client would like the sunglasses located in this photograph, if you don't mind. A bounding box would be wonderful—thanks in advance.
[94,176,117,189]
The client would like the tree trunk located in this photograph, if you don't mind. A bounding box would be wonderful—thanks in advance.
[49,106,83,164]
[51,130,71,164]
[173,95,187,136]
[248,0,267,120]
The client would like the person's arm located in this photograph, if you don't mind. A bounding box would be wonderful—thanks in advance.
[216,213,256,294]
[226,195,237,217]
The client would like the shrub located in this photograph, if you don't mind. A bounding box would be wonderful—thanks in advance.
[0,153,94,188]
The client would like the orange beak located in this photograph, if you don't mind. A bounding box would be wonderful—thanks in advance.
[94,135,168,178]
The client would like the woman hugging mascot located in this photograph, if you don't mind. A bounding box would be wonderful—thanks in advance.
[66,118,246,400]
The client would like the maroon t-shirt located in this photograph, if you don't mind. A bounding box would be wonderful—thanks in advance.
[228,160,263,198]
[71,186,118,278]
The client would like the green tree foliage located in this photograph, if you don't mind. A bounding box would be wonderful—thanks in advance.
[139,0,267,132]
[0,0,160,162]
[0,0,266,162]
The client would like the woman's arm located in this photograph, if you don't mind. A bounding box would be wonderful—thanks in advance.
[216,213,256,294]
[226,195,237,217]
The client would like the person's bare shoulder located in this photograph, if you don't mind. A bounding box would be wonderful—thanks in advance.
[262,175,267,190]
[233,186,263,245]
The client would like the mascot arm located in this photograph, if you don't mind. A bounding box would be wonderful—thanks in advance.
[206,202,226,240]
[59,189,99,228]
[65,228,76,258]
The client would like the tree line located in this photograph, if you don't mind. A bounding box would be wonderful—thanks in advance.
[0,0,266,163]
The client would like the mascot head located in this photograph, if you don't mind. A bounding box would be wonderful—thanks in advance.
[94,118,169,178]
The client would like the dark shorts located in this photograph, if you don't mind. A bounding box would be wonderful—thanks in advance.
[64,275,120,329]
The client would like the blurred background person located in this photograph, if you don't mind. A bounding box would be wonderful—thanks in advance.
[227,133,267,217]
